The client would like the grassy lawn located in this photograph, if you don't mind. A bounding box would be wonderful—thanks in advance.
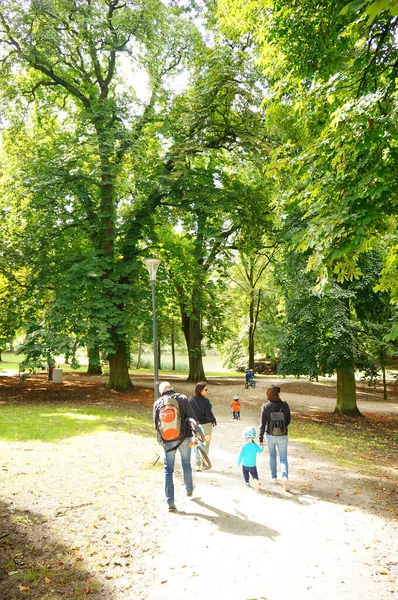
[291,412,398,480]
[0,404,153,443]
[0,351,247,378]
[0,352,24,371]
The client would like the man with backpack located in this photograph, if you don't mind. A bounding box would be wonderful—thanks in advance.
[259,384,292,491]
[153,381,197,512]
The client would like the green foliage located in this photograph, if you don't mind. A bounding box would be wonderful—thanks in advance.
[221,246,281,368]
[0,0,210,387]
[17,326,79,372]
[218,0,398,350]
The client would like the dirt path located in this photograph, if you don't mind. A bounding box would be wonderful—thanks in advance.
[0,376,397,599]
[137,380,397,600]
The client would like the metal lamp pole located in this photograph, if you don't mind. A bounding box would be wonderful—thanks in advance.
[142,258,161,402]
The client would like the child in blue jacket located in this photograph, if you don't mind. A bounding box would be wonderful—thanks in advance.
[238,427,264,491]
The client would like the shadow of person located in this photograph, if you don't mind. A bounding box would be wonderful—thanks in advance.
[178,497,279,540]
[257,487,312,506]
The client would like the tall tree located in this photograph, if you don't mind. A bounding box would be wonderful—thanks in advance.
[150,38,273,380]
[225,244,278,370]
[0,0,201,389]
[219,0,398,331]
[218,0,398,411]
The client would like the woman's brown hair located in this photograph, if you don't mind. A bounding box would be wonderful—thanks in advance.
[194,381,208,397]
[266,384,281,402]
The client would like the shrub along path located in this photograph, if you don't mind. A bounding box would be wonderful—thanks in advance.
[0,373,396,599]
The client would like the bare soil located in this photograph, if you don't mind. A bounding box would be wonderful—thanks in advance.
[0,373,397,600]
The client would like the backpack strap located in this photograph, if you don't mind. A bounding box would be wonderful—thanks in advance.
[165,437,185,453]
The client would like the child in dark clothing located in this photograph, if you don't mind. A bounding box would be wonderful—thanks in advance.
[238,427,263,490]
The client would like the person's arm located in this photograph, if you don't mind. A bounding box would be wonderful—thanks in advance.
[178,395,197,422]
[153,400,163,444]
[204,399,217,425]
[255,443,264,453]
[153,400,159,431]
[284,402,291,427]
[238,446,245,466]
[259,405,266,445]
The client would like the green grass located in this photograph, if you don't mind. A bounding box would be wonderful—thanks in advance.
[1,351,247,377]
[0,404,153,443]
[290,415,398,478]
[0,351,24,370]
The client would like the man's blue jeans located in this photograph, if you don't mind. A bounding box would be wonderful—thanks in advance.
[266,434,288,479]
[163,438,193,507]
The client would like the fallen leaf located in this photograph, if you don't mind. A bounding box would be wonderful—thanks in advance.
[379,570,389,575]
[44,577,51,584]
[18,586,30,592]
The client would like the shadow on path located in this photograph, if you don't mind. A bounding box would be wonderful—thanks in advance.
[178,497,279,540]
[0,499,110,600]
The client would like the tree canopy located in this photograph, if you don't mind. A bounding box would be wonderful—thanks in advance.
[0,0,397,413]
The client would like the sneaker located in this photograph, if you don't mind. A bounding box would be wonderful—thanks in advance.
[245,482,250,487]
[253,479,260,491]
[271,477,277,484]
[283,477,290,491]
[187,485,195,497]
[168,504,177,512]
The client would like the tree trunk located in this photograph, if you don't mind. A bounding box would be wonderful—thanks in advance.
[0,349,2,362]
[382,364,387,400]
[180,304,206,382]
[107,338,133,391]
[87,343,102,375]
[171,329,176,371]
[248,289,255,370]
[136,339,142,369]
[334,360,362,416]
[187,318,206,381]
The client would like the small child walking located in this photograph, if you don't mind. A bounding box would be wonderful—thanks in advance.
[238,427,264,491]
[230,395,241,420]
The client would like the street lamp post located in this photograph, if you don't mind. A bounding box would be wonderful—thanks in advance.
[142,258,161,402]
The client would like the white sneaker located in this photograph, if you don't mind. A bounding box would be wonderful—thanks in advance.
[253,479,260,491]
[283,477,290,491]
[271,477,277,484]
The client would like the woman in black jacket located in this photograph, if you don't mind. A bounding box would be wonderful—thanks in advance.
[188,382,217,470]
[259,384,291,491]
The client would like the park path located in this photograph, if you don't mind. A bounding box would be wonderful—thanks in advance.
[132,378,397,600]
[0,375,396,599]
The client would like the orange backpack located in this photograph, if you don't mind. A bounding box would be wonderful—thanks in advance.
[157,395,182,442]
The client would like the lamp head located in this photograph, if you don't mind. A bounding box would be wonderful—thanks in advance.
[142,258,161,282]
